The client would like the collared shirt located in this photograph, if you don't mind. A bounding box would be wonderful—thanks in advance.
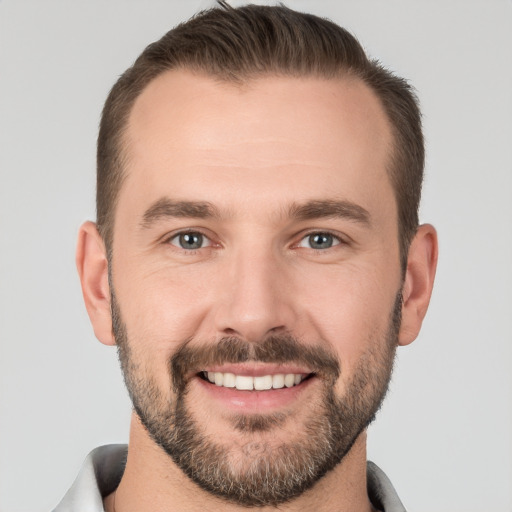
[53,444,406,512]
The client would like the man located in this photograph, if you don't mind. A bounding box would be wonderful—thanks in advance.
[55,3,437,511]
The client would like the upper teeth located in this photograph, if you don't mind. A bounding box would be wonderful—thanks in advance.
[205,372,304,390]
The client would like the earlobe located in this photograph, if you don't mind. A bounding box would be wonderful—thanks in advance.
[398,224,438,346]
[76,221,115,346]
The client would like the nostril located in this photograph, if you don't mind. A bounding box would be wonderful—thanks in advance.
[268,325,288,335]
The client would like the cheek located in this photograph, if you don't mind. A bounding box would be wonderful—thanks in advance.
[293,263,398,369]
[114,255,211,338]
[112,264,213,395]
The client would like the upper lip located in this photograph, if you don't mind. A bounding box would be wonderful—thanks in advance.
[197,363,312,377]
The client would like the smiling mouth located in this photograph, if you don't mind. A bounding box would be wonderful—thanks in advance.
[198,371,313,391]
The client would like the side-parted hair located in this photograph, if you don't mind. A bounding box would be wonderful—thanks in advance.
[97,2,424,270]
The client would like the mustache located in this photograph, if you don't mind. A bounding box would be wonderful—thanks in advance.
[170,334,341,393]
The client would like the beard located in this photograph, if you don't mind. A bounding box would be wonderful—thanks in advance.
[112,292,401,507]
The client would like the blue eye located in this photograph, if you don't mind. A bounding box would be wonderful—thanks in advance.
[299,232,340,250]
[170,232,210,250]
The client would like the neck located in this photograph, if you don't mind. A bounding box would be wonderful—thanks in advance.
[104,413,377,512]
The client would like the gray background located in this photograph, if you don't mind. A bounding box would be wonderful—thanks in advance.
[1,1,511,511]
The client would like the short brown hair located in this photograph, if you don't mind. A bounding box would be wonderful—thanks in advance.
[97,3,424,269]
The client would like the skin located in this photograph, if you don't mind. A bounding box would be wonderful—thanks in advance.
[77,71,438,512]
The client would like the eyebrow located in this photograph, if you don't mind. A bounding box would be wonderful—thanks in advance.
[288,199,371,225]
[140,198,220,228]
[140,197,371,229]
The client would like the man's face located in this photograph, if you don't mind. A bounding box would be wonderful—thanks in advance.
[110,71,402,505]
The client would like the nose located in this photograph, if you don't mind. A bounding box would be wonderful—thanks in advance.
[213,245,297,342]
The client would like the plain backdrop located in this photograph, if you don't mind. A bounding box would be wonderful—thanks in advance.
[1,1,511,511]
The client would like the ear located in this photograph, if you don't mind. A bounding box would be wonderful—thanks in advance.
[398,223,438,346]
[76,221,115,346]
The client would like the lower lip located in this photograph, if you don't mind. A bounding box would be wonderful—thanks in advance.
[194,375,316,412]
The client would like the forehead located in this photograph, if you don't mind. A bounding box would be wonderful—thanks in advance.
[119,70,394,222]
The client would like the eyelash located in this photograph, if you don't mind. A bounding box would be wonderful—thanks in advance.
[164,229,346,253]
[296,231,344,251]
[165,230,213,252]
